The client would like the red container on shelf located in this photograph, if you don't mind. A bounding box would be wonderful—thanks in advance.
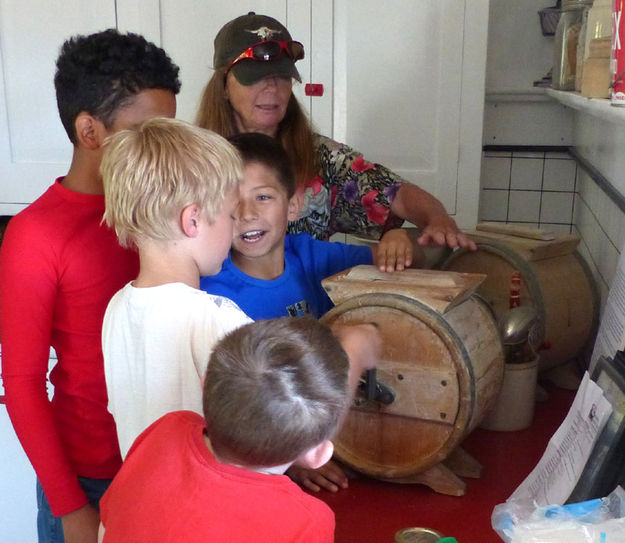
[509,271,522,308]
[612,0,625,104]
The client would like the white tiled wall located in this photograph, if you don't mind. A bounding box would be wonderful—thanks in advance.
[574,169,625,308]
[479,149,625,311]
[479,150,576,234]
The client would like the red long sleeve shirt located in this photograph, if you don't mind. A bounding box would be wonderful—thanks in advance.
[0,179,138,516]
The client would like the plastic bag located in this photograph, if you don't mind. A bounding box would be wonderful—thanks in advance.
[491,486,625,542]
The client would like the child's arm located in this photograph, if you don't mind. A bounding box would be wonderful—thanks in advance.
[372,228,425,272]
[332,323,381,396]
[287,459,349,493]
[0,220,93,518]
[287,323,382,492]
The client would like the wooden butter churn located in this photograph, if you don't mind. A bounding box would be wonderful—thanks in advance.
[321,266,504,496]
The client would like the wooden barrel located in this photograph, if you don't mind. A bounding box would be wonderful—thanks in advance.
[440,233,599,373]
[321,268,504,481]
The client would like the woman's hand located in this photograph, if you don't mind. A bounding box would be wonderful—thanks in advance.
[373,229,425,272]
[390,183,477,250]
[416,214,477,251]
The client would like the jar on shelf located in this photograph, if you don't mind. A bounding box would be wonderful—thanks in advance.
[581,36,612,97]
[582,0,612,59]
[553,0,593,90]
[577,0,613,90]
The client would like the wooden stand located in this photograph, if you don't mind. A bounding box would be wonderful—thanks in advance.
[381,447,483,496]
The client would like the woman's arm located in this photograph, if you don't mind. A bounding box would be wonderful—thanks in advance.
[390,182,477,250]
[312,135,476,249]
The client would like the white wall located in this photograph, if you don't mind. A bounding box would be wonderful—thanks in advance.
[0,395,37,542]
[573,112,625,308]
[481,0,625,313]
[486,0,553,91]
[483,0,572,146]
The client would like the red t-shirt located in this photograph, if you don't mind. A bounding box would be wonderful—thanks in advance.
[100,411,335,543]
[0,179,138,515]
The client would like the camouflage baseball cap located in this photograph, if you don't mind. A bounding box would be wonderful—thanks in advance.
[214,12,303,85]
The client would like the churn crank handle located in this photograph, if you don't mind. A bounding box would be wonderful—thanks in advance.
[360,369,395,405]
[365,369,377,401]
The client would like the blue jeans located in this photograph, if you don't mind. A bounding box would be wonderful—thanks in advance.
[36,477,112,543]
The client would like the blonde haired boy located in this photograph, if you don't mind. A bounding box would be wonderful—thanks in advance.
[101,117,252,458]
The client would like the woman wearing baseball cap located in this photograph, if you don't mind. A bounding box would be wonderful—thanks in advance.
[196,12,475,250]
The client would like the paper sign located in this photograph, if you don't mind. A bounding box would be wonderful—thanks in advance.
[509,372,612,506]
[590,245,625,373]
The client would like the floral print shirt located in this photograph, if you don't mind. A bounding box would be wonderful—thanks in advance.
[287,134,405,241]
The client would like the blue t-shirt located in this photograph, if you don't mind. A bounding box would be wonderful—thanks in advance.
[199,233,372,320]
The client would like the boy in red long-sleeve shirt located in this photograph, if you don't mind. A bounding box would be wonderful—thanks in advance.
[0,29,180,543]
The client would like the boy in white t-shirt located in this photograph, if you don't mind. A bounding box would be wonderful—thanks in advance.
[98,316,380,543]
[100,117,251,458]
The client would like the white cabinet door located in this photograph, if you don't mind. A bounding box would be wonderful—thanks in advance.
[0,1,117,214]
[331,1,463,210]
[115,0,330,167]
[0,400,37,543]
[120,0,487,228]
[323,0,487,226]
[117,0,293,125]
[1,350,57,542]
[0,1,487,225]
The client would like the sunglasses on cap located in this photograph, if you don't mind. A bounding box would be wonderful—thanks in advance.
[226,40,305,74]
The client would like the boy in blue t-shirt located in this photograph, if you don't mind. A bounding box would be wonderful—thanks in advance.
[200,132,422,320]
[201,132,420,493]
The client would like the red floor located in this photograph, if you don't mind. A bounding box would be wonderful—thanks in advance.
[316,384,576,543]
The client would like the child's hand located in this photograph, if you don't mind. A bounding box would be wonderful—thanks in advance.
[373,228,424,272]
[332,323,382,394]
[61,504,100,543]
[286,460,349,492]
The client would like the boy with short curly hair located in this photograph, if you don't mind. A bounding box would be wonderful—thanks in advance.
[0,29,180,543]
[99,317,377,543]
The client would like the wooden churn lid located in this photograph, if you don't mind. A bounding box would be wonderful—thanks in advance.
[322,265,486,314]
[467,222,581,261]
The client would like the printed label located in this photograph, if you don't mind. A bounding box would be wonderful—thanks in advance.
[612,0,625,104]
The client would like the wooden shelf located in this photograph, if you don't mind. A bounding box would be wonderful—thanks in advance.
[546,88,625,125]
[485,88,552,103]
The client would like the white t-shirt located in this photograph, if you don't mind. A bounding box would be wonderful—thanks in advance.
[102,282,252,458]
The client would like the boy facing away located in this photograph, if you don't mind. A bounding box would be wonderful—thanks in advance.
[100,117,251,460]
[200,132,423,320]
[0,29,180,543]
[98,316,379,543]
